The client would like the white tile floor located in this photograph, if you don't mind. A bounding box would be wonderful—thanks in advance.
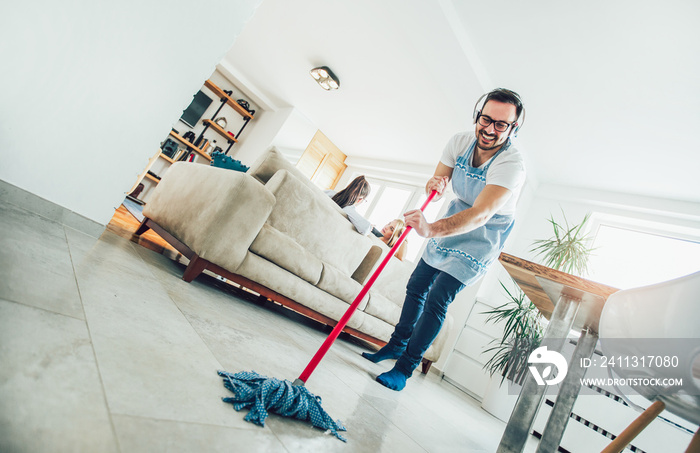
[0,199,540,452]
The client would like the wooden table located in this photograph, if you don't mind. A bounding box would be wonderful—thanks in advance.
[496,253,619,453]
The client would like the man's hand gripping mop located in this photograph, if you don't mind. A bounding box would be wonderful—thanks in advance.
[218,192,438,441]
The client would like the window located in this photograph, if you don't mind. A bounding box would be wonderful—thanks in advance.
[356,177,446,262]
[358,185,412,228]
[587,219,700,290]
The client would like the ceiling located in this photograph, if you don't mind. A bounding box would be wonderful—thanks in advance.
[225,0,700,203]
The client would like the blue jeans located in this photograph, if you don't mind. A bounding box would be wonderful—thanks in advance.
[391,259,465,374]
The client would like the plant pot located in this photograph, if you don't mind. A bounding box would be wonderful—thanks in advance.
[481,374,523,422]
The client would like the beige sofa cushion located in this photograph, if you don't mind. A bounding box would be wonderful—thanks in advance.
[363,292,401,326]
[356,236,407,283]
[369,253,414,301]
[248,147,310,185]
[248,147,346,216]
[350,311,395,343]
[236,252,367,331]
[264,170,372,277]
[143,163,275,273]
[365,255,415,324]
[250,224,323,286]
[317,263,369,311]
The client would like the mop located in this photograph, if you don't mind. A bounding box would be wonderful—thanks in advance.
[219,191,438,441]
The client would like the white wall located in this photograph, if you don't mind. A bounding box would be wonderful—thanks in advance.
[231,108,293,165]
[507,183,700,266]
[268,109,318,164]
[206,60,319,168]
[0,0,262,225]
[340,157,435,189]
[219,105,318,168]
[471,181,700,315]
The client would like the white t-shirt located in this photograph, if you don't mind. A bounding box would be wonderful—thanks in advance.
[440,132,526,216]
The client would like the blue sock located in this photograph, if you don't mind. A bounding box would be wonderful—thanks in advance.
[376,367,411,391]
[362,345,404,363]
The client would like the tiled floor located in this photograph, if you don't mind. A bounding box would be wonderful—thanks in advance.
[0,199,539,452]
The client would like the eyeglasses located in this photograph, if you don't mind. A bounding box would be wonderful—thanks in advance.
[477,114,515,133]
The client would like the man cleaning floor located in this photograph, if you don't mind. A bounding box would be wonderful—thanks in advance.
[364,88,528,391]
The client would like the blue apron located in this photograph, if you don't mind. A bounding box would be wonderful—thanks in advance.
[423,138,515,285]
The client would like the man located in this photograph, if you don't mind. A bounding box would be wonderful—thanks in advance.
[363,88,527,391]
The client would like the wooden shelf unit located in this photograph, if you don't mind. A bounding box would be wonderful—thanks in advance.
[159,153,175,164]
[128,77,255,202]
[198,79,255,154]
[168,131,212,161]
[204,79,254,120]
[145,173,160,183]
[202,119,238,143]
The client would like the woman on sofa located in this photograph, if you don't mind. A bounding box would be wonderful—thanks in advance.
[325,175,373,235]
[380,219,408,261]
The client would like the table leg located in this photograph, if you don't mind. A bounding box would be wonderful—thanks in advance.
[497,293,581,453]
[536,327,598,453]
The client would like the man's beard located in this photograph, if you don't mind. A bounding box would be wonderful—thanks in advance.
[477,130,505,151]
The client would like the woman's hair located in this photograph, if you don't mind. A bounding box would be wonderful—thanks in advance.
[332,175,370,208]
[386,219,407,247]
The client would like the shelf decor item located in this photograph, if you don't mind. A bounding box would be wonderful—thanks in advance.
[214,116,227,128]
[128,183,145,201]
[183,131,197,143]
[236,99,255,115]
[179,90,213,128]
[210,151,249,172]
[161,139,179,159]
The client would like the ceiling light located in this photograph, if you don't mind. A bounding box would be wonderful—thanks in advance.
[310,66,340,91]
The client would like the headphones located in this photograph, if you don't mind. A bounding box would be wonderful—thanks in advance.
[472,88,526,136]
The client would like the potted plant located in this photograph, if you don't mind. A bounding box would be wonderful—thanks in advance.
[480,280,544,421]
[480,210,593,421]
[482,281,545,385]
[530,210,595,276]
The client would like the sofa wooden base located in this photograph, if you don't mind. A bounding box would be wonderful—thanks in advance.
[136,217,433,374]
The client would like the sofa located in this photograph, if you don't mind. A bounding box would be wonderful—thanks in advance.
[136,148,453,372]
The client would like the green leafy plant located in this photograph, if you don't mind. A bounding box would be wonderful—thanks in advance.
[482,210,593,385]
[482,281,544,385]
[530,210,595,276]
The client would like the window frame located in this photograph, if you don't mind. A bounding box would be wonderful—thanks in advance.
[360,178,422,218]
[586,212,700,288]
[355,175,448,263]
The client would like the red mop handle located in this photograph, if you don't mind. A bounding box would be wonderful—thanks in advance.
[296,190,437,384]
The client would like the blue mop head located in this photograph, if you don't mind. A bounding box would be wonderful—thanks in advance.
[218,370,347,442]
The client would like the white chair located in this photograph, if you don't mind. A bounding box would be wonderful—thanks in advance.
[598,270,700,453]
